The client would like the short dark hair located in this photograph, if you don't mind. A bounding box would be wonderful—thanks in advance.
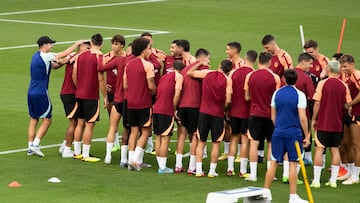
[195,48,210,58]
[339,54,355,64]
[176,39,190,52]
[91,33,103,46]
[140,32,152,38]
[298,53,314,63]
[173,60,185,71]
[258,52,272,64]
[131,37,150,56]
[284,69,297,85]
[227,42,241,53]
[261,34,275,45]
[111,34,125,46]
[246,50,257,63]
[303,40,318,49]
[332,53,344,61]
[220,60,233,75]
[171,39,179,44]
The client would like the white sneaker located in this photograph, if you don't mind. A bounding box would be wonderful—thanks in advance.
[203,153,208,159]
[104,155,111,164]
[30,145,44,157]
[62,150,74,158]
[245,176,257,182]
[289,196,309,203]
[342,178,360,185]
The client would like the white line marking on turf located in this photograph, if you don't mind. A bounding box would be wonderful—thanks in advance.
[0,137,208,155]
[0,0,166,16]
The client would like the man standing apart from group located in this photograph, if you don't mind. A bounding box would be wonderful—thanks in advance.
[264,69,310,203]
[27,36,84,157]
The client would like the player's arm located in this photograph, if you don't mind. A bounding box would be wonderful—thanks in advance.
[298,92,309,146]
[311,101,320,130]
[144,60,157,95]
[187,61,209,78]
[270,92,277,125]
[97,54,108,108]
[173,73,183,109]
[225,77,232,109]
[55,40,85,60]
[244,73,251,101]
[71,55,79,86]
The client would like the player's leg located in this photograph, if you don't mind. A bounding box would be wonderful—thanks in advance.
[104,105,121,164]
[61,118,77,158]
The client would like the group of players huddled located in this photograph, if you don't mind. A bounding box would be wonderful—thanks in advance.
[27,32,360,190]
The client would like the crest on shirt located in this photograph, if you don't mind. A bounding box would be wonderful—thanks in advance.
[274,62,279,68]
[316,65,320,71]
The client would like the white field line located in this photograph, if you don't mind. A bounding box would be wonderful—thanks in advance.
[0,0,166,16]
[0,136,206,155]
[0,19,170,51]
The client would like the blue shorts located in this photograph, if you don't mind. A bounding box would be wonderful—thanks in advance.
[271,135,303,162]
[28,93,52,118]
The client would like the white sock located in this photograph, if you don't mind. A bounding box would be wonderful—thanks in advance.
[158,157,167,170]
[189,155,196,171]
[28,142,33,148]
[33,138,41,146]
[133,146,144,164]
[106,142,113,157]
[175,154,183,168]
[290,194,299,200]
[227,156,235,171]
[73,141,82,155]
[297,164,300,174]
[330,165,339,183]
[313,165,322,183]
[114,132,120,146]
[224,142,229,154]
[203,145,207,155]
[209,162,217,174]
[139,147,145,164]
[128,150,134,163]
[240,158,248,174]
[351,166,360,180]
[283,160,289,178]
[237,144,241,156]
[348,163,355,176]
[249,162,258,178]
[82,144,90,158]
[196,162,203,174]
[267,161,271,170]
[63,146,72,153]
[147,136,153,148]
[258,150,264,157]
[322,154,326,168]
[121,145,128,163]
[304,151,312,161]
[61,140,67,147]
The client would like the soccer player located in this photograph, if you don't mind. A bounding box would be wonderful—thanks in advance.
[162,40,183,75]
[59,41,90,158]
[339,54,360,185]
[219,41,245,161]
[176,48,210,174]
[282,53,315,183]
[264,69,310,203]
[123,37,156,171]
[153,60,184,174]
[176,39,196,66]
[310,60,352,188]
[72,33,108,162]
[262,34,293,77]
[27,36,84,157]
[303,40,329,80]
[103,35,126,153]
[187,59,233,178]
[244,52,281,181]
[227,50,257,177]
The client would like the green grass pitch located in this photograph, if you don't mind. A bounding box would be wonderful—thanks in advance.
[0,0,359,202]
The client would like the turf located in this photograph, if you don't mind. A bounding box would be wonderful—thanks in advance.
[0,0,360,202]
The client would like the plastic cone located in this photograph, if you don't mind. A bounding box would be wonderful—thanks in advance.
[8,181,21,187]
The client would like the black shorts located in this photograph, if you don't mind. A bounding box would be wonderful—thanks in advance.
[315,131,341,148]
[75,98,99,122]
[113,102,123,115]
[248,116,274,142]
[153,114,174,136]
[230,116,248,135]
[343,114,354,127]
[127,108,152,127]
[122,100,130,129]
[198,113,224,142]
[352,115,360,126]
[108,94,114,103]
[60,94,76,118]
[177,107,199,134]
